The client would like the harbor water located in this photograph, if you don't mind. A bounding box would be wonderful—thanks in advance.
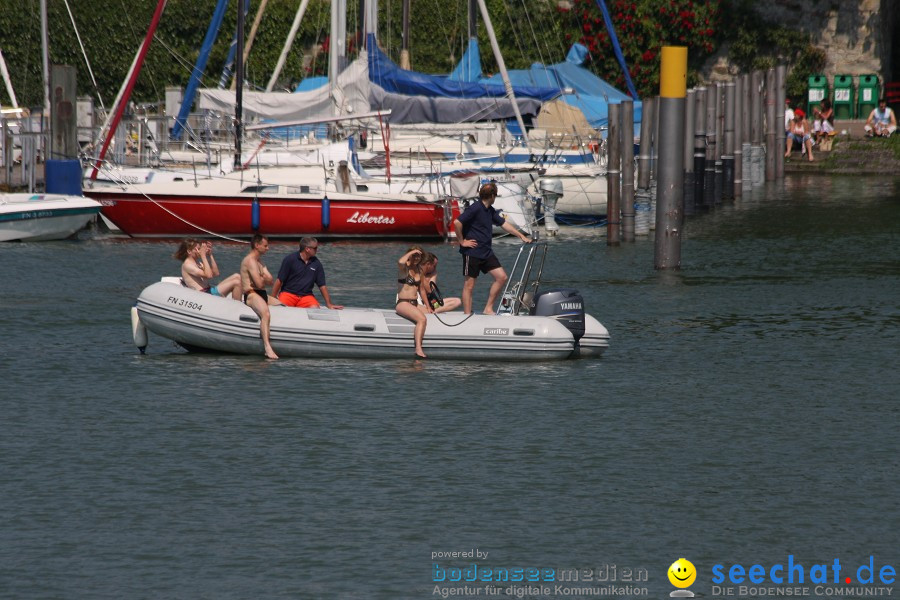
[1,174,899,599]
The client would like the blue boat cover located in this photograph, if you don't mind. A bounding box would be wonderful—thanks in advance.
[367,34,558,101]
[471,43,642,130]
[448,38,482,82]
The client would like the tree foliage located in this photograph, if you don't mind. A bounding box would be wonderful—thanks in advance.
[0,0,829,110]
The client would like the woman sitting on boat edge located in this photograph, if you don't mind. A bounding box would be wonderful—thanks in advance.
[396,246,432,358]
[419,252,461,314]
[174,238,241,300]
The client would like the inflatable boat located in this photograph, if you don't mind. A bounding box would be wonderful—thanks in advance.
[131,243,609,361]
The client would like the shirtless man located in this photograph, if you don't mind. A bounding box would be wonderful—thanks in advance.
[240,234,279,359]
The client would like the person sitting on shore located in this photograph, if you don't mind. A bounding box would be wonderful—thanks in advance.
[864,98,897,137]
[174,238,241,300]
[784,98,795,134]
[812,99,834,146]
[785,111,814,162]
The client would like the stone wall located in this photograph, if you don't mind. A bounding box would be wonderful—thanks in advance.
[703,0,896,85]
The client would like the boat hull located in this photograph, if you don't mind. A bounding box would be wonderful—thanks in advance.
[0,195,101,242]
[136,282,609,361]
[88,190,455,239]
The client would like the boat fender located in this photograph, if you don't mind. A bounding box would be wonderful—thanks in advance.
[427,281,444,310]
[322,195,330,229]
[131,306,148,354]
[251,198,260,231]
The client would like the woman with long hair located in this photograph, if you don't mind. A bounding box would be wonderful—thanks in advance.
[395,246,432,358]
[419,252,461,314]
[174,238,241,300]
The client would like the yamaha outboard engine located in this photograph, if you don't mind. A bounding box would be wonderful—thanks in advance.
[532,288,585,341]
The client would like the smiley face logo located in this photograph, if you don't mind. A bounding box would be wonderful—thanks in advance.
[668,558,696,588]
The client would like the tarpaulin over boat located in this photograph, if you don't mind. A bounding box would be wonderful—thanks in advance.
[369,84,542,124]
[200,52,543,126]
[367,34,558,101]
[456,42,643,130]
[447,38,482,83]
[198,57,372,121]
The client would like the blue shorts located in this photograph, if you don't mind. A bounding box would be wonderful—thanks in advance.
[208,285,220,296]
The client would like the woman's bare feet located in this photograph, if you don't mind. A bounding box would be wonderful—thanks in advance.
[265,346,279,359]
[415,348,427,358]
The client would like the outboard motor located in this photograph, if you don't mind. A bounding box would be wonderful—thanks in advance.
[533,288,585,341]
[539,178,563,236]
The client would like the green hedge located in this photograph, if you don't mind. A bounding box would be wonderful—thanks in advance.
[0,0,826,113]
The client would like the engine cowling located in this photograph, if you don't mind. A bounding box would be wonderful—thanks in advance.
[532,288,585,341]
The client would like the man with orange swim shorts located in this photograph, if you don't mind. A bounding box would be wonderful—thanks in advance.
[272,237,343,310]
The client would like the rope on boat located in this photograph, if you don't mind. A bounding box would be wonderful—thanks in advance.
[89,158,249,243]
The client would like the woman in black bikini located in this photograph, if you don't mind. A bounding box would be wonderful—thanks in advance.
[396,246,432,358]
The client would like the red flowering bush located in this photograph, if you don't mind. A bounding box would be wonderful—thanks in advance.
[562,0,721,98]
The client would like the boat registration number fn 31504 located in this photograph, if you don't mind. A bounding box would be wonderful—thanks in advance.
[167,296,203,311]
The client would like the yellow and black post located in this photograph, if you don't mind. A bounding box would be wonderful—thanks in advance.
[654,46,687,269]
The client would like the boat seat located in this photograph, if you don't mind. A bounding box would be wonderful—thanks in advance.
[161,276,186,286]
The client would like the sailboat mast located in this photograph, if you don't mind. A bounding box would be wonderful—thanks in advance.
[40,0,50,115]
[0,49,18,108]
[474,0,529,148]
[231,0,269,91]
[89,0,168,181]
[234,0,245,167]
[400,0,410,70]
[266,0,311,92]
[467,0,476,39]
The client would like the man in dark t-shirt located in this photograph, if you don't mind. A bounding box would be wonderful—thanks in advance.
[453,182,532,314]
[272,237,343,309]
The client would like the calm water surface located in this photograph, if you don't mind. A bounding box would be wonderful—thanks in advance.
[1,174,899,599]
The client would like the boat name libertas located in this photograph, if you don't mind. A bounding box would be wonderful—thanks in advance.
[167,296,203,311]
[346,211,396,224]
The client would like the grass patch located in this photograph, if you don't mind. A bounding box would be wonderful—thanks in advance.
[843,135,900,158]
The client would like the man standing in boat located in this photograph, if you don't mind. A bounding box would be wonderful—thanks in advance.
[240,234,279,360]
[272,237,343,310]
[453,182,531,314]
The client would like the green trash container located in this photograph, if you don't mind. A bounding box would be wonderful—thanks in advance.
[833,74,854,119]
[857,74,880,119]
[807,74,828,117]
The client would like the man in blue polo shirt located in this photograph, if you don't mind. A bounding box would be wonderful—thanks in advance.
[453,182,532,314]
[272,237,343,309]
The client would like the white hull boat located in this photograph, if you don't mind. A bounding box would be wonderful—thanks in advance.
[0,193,101,242]
[131,243,609,361]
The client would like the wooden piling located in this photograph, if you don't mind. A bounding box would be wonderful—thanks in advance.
[723,81,735,199]
[714,83,724,205]
[775,65,786,180]
[704,84,716,209]
[693,87,707,211]
[637,97,653,191]
[621,99,635,242]
[607,102,621,246]
[734,76,743,197]
[683,88,696,215]
[765,68,776,181]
